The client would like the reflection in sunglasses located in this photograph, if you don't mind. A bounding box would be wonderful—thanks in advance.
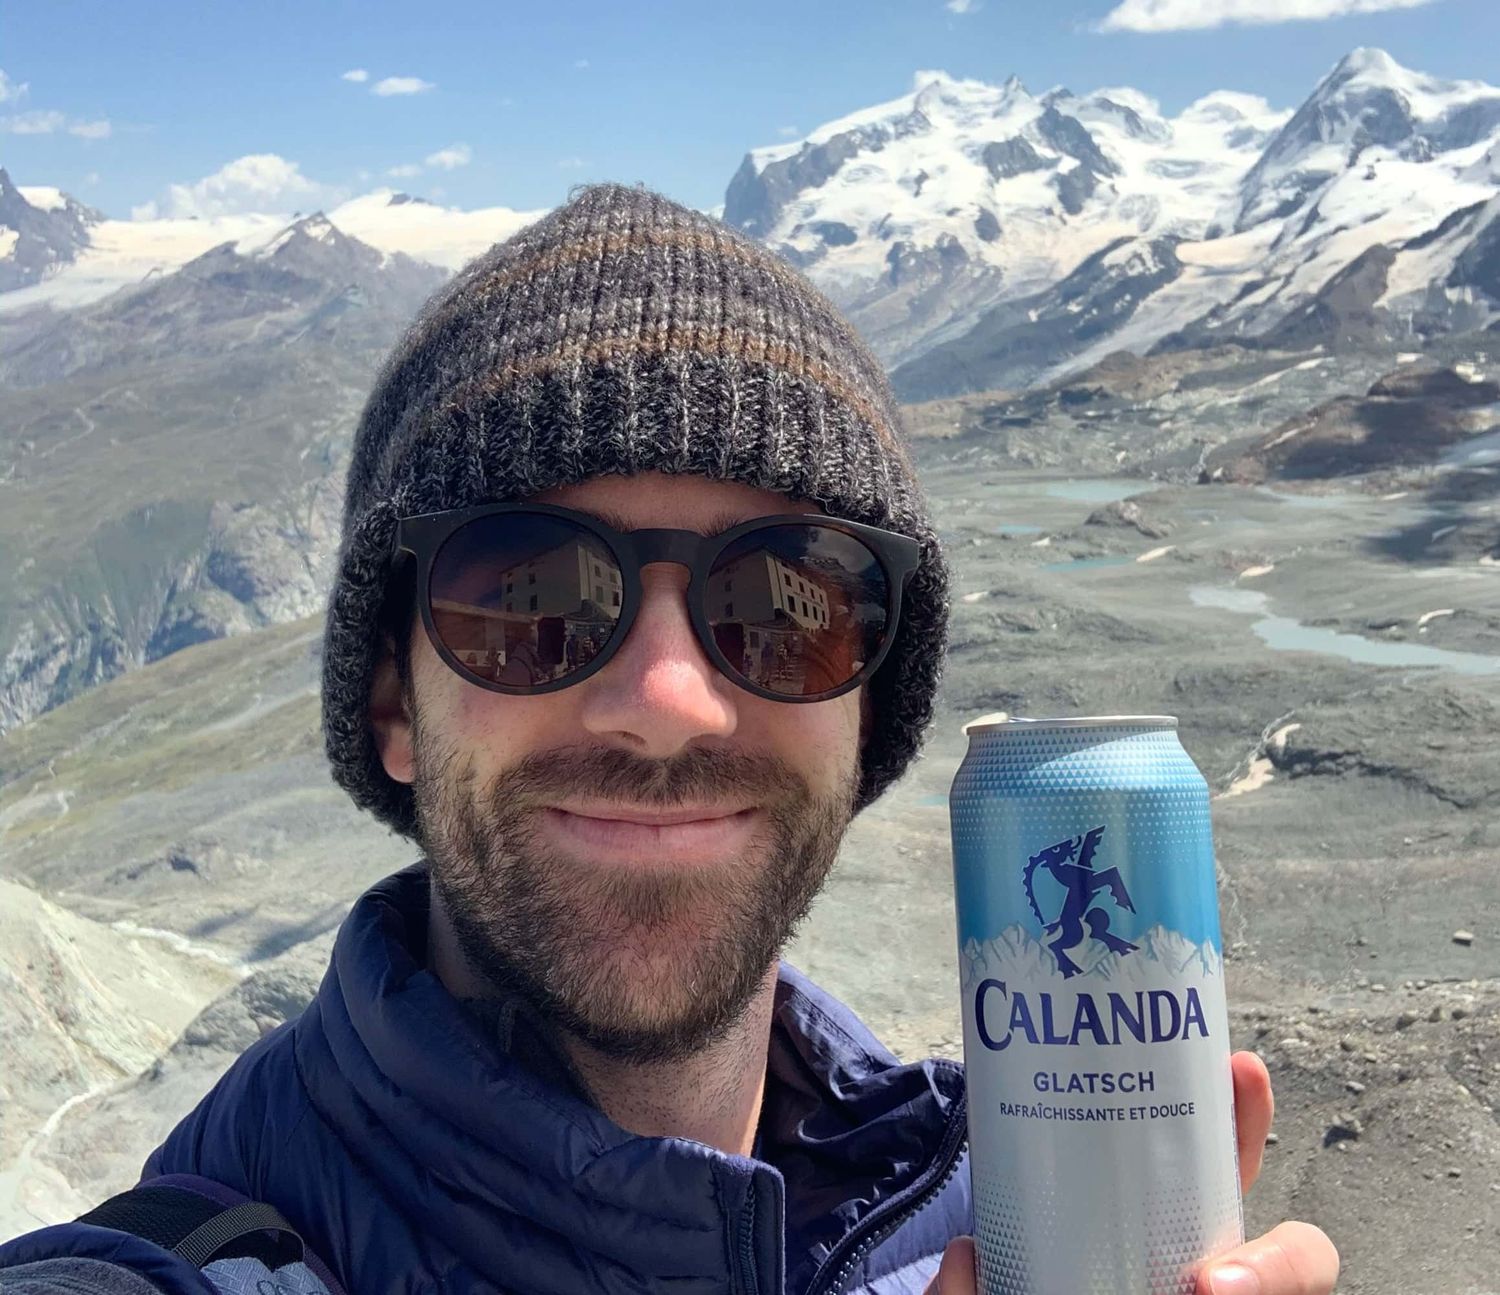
[429,516,889,697]
[433,521,626,687]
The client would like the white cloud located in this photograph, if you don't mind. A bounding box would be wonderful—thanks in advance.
[386,163,423,178]
[574,58,590,69]
[84,171,101,185]
[372,75,435,96]
[1,109,66,135]
[776,125,801,139]
[945,0,980,12]
[1097,0,1437,32]
[424,142,471,170]
[141,153,348,220]
[0,71,111,139]
[341,68,369,83]
[1,107,112,138]
[557,156,588,170]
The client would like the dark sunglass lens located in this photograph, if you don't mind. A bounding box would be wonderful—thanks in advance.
[707,524,891,697]
[428,513,623,687]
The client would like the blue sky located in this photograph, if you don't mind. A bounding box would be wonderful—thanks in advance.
[2,0,1496,220]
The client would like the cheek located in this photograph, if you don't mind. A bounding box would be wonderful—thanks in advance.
[412,648,555,770]
[759,694,863,791]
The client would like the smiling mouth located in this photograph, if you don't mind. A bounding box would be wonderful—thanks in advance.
[541,804,760,864]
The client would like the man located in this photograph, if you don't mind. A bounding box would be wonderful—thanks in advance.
[0,184,1337,1294]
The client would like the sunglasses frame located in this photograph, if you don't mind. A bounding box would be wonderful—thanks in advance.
[391,501,922,703]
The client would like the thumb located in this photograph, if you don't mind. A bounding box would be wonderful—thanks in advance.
[922,1236,978,1294]
[1197,1221,1340,1295]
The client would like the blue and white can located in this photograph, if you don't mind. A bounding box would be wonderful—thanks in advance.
[949,715,1243,1295]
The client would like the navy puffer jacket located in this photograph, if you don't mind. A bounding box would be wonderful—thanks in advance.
[3,864,973,1293]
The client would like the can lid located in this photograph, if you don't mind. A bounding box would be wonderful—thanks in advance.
[961,713,1178,736]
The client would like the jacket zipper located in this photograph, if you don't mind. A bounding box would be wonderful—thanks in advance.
[802,1089,969,1295]
[737,1173,762,1295]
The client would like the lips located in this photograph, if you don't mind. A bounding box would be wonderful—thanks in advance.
[554,803,751,826]
[541,803,759,865]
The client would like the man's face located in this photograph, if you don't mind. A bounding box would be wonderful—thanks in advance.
[370,471,865,1063]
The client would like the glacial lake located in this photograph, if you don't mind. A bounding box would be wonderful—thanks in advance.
[1040,479,1156,504]
[1189,586,1500,676]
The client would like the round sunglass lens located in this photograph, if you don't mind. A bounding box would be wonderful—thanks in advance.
[706,524,891,697]
[429,513,624,687]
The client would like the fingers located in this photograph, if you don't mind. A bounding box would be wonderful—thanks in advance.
[1198,1221,1340,1295]
[922,1236,977,1295]
[1231,1050,1274,1193]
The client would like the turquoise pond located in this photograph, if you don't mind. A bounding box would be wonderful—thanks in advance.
[1189,586,1500,676]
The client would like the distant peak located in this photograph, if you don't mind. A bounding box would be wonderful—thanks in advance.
[910,68,1006,105]
[252,211,345,259]
[911,68,960,92]
[1334,46,1401,79]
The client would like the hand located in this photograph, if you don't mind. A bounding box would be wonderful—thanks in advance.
[922,1052,1339,1294]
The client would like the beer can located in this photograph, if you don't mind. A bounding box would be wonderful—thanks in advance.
[949,715,1243,1295]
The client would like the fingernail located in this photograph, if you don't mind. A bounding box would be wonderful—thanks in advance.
[1208,1263,1261,1295]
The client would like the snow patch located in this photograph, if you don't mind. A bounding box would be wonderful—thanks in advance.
[16,186,68,213]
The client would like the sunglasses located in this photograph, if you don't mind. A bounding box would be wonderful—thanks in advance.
[390,502,922,702]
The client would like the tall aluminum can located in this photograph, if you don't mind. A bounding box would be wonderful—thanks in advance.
[949,715,1243,1295]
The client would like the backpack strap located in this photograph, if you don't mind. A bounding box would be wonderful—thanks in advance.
[77,1184,301,1271]
[170,1201,301,1269]
[72,1178,346,1295]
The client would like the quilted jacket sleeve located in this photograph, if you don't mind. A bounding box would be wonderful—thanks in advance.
[0,1224,219,1294]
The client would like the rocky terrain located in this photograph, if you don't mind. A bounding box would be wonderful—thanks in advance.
[0,214,444,742]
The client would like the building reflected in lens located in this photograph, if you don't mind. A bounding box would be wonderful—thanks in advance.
[710,546,856,694]
[433,533,623,685]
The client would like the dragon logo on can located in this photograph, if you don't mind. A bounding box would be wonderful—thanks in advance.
[1023,825,1140,979]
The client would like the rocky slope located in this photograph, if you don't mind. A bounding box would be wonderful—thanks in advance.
[1210,363,1500,482]
[0,877,242,1226]
[0,216,444,738]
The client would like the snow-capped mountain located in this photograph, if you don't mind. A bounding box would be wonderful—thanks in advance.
[0,188,542,318]
[3,47,1497,398]
[1156,48,1500,352]
[961,923,1222,993]
[722,50,1500,397]
[725,70,1287,370]
[0,212,447,386]
[0,169,102,293]
[1230,48,1500,233]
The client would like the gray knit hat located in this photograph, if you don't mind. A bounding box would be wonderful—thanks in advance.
[321,181,950,840]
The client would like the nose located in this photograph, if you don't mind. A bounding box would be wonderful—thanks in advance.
[577,564,738,758]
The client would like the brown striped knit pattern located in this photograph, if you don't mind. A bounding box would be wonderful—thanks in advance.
[321,181,950,840]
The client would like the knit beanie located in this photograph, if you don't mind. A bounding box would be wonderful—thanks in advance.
[321,181,950,840]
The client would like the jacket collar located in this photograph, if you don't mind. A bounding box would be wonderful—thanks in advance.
[296,863,963,1293]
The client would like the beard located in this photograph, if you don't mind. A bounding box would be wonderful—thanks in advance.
[408,704,858,1065]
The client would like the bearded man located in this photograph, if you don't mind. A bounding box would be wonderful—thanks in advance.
[0,184,1336,1295]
